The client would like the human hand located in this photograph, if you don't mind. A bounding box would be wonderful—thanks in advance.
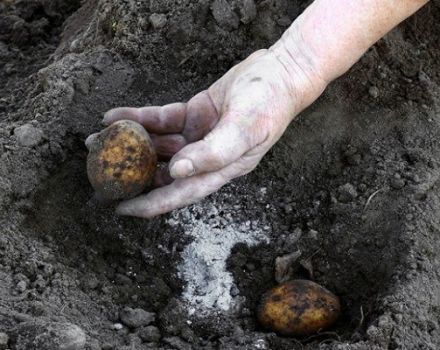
[92,0,428,218]
[99,46,327,218]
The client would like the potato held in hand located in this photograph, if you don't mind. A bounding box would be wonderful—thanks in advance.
[87,120,157,200]
[257,280,340,337]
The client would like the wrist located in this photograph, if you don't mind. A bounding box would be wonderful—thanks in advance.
[272,0,429,89]
[269,22,329,116]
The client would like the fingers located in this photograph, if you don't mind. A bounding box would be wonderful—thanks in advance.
[152,166,174,188]
[103,90,220,141]
[116,151,264,218]
[85,133,98,150]
[181,91,219,142]
[103,103,187,134]
[116,171,228,218]
[116,148,266,218]
[169,120,252,179]
[151,134,187,159]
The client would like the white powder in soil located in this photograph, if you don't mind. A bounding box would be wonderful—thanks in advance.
[168,202,269,316]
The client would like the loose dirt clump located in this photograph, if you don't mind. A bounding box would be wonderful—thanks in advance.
[1,1,440,349]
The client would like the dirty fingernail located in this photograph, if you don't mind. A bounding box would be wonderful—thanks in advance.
[85,133,97,150]
[170,159,195,179]
[102,111,113,125]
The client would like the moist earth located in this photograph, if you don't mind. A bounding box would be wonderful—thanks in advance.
[1,0,440,349]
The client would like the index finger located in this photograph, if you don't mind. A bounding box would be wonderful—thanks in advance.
[103,103,187,134]
[115,171,228,218]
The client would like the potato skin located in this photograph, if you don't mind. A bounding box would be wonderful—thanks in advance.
[87,120,157,200]
[257,280,340,337]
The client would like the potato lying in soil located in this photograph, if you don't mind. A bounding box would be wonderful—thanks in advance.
[87,120,157,200]
[257,279,340,337]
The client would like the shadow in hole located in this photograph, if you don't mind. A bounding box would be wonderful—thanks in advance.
[227,191,410,344]
[22,150,188,312]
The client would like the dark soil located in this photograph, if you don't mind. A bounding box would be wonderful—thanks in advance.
[1,0,440,349]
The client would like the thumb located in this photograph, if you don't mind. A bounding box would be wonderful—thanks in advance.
[169,118,256,179]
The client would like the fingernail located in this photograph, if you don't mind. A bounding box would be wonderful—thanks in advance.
[102,111,112,125]
[170,159,195,178]
[85,133,97,150]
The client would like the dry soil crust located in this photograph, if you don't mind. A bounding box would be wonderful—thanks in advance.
[0,1,440,349]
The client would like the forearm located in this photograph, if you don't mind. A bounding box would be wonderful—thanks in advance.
[270,0,429,109]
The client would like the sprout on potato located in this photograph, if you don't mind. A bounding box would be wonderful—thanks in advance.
[87,120,157,200]
[257,279,340,337]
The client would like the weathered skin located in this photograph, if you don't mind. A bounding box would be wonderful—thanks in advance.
[87,120,157,200]
[257,280,340,337]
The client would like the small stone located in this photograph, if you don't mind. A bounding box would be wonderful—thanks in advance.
[163,337,192,350]
[138,326,161,343]
[283,203,293,214]
[119,307,155,329]
[308,229,318,240]
[390,178,405,190]
[409,173,420,183]
[275,251,301,283]
[16,280,27,293]
[86,339,100,350]
[211,0,240,31]
[29,301,47,317]
[14,124,44,147]
[81,275,99,290]
[0,332,9,350]
[337,183,358,203]
[285,227,302,245]
[101,344,114,350]
[11,321,86,350]
[239,0,257,24]
[149,13,167,29]
[369,86,379,98]
[111,323,123,331]
[230,284,240,297]
[358,183,367,192]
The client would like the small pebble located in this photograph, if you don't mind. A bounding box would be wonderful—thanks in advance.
[101,344,114,350]
[337,183,358,203]
[285,228,302,246]
[239,0,257,24]
[16,280,27,293]
[390,178,406,190]
[275,250,301,283]
[112,323,123,331]
[163,336,192,350]
[81,275,99,290]
[138,326,161,343]
[119,307,155,329]
[211,0,240,31]
[14,124,44,147]
[411,174,421,183]
[358,183,367,192]
[230,284,240,297]
[149,13,167,29]
[283,203,293,214]
[369,86,379,98]
[308,229,319,240]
